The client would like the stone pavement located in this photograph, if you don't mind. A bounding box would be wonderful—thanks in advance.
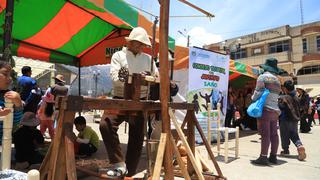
[82,116,320,180]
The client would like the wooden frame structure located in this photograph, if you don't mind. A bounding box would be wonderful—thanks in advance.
[39,1,225,179]
[39,75,225,180]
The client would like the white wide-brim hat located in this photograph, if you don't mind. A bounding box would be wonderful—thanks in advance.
[125,27,151,46]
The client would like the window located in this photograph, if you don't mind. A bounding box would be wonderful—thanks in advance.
[317,36,320,51]
[302,38,307,53]
[252,47,262,56]
[230,48,247,59]
[297,65,320,75]
[268,40,290,53]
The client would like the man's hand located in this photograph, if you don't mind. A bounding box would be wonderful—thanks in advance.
[0,107,11,116]
[4,91,22,108]
[118,67,129,82]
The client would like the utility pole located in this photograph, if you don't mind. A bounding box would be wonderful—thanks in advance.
[300,0,304,25]
[178,30,190,47]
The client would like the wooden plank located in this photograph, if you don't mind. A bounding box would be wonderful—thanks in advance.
[39,143,52,180]
[64,111,77,180]
[152,133,167,180]
[170,134,191,180]
[186,110,195,175]
[54,136,66,180]
[169,108,205,180]
[46,109,65,180]
[192,112,224,177]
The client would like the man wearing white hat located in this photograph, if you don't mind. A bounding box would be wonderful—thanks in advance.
[99,27,158,177]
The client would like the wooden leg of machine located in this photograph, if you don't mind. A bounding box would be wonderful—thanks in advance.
[185,110,195,175]
[169,108,205,180]
[191,111,224,178]
[40,110,76,180]
[152,133,167,180]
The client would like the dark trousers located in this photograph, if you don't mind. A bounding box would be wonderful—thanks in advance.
[279,120,302,151]
[258,109,279,156]
[99,113,145,176]
[308,110,315,126]
[300,113,311,133]
[225,107,234,127]
[75,143,97,156]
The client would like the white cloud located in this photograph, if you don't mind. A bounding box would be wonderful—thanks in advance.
[175,27,222,47]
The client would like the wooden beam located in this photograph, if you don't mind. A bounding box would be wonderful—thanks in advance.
[61,96,194,111]
[159,0,174,179]
[177,0,214,17]
[192,112,224,178]
[169,108,205,180]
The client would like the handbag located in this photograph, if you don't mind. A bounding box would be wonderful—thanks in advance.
[247,89,270,118]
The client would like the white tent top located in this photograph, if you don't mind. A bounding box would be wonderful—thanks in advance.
[13,56,55,80]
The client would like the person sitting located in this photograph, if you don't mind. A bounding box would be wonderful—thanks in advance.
[13,112,44,169]
[73,116,99,157]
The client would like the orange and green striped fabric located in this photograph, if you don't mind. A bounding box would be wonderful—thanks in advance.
[89,0,176,50]
[0,0,131,65]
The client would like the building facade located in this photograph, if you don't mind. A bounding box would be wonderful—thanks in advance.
[205,21,320,96]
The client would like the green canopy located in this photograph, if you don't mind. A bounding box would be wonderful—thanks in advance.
[0,0,131,65]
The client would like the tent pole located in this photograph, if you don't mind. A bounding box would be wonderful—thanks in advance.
[2,0,14,62]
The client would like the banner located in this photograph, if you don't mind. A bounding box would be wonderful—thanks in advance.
[187,47,229,142]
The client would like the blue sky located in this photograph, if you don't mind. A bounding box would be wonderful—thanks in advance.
[125,0,320,47]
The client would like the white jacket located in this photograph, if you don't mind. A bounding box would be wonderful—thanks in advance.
[110,47,159,98]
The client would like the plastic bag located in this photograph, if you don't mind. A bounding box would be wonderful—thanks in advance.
[247,89,270,118]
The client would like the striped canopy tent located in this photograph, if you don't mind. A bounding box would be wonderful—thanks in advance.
[174,46,259,87]
[0,0,134,66]
[88,0,176,50]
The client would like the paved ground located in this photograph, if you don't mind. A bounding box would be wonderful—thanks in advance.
[80,114,320,180]
[1,112,319,179]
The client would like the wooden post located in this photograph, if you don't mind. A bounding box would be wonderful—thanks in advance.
[159,0,174,179]
[186,110,195,175]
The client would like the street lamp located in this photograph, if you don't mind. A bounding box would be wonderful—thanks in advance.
[92,70,100,97]
[178,29,190,47]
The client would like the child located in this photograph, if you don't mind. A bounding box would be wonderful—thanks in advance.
[37,92,55,139]
[0,61,23,144]
[13,112,44,168]
[279,80,306,161]
[74,116,99,157]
